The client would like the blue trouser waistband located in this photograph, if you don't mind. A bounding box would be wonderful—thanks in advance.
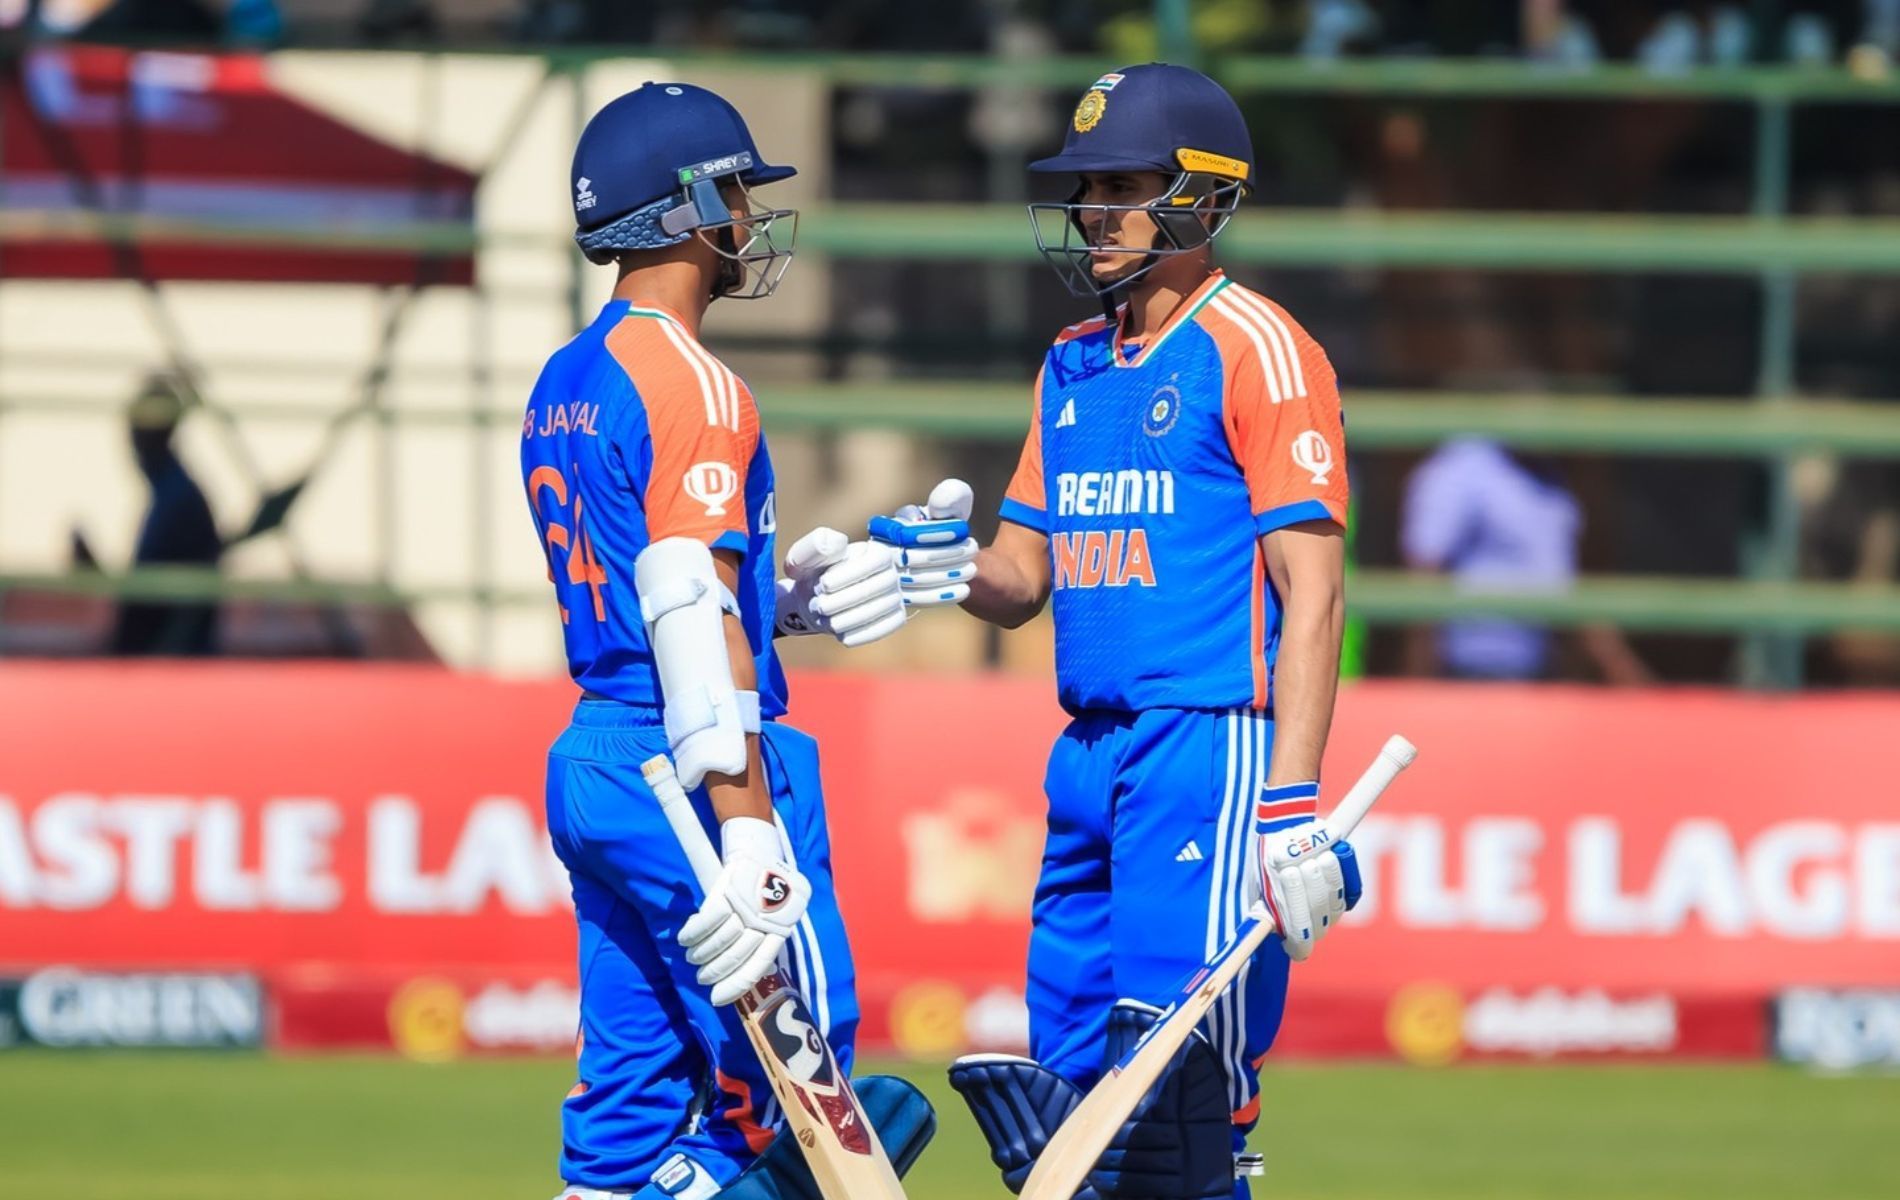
[571,695,664,728]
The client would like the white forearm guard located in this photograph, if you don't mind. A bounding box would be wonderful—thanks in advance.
[634,537,760,790]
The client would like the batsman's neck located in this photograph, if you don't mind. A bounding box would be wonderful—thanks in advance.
[1117,250,1215,345]
[613,252,714,336]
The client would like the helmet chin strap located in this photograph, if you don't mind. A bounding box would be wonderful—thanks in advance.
[709,225,744,300]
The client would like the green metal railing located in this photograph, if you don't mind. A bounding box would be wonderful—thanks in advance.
[5,52,1900,682]
[8,386,1899,454]
[513,51,1900,101]
[11,565,1898,638]
[17,206,1900,273]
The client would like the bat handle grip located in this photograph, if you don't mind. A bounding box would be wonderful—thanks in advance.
[1321,734,1417,844]
[642,754,724,894]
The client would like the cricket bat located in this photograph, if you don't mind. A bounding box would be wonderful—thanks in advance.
[641,755,908,1200]
[1017,734,1419,1200]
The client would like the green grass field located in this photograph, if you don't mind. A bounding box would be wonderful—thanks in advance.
[2,1052,1896,1199]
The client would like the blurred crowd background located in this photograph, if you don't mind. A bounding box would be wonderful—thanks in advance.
[11,1,1900,64]
[0,1,1897,693]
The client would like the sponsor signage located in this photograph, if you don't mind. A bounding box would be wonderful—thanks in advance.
[1774,989,1900,1069]
[1380,985,1690,1064]
[271,972,579,1059]
[0,968,262,1049]
[2,666,1897,1055]
[1274,985,1763,1063]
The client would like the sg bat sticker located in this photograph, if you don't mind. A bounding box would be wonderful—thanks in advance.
[757,985,834,1087]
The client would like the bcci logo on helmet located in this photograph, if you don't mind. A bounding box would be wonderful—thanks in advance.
[1073,88,1109,133]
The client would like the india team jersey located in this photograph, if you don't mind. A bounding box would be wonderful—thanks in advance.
[521,299,786,715]
[1000,271,1349,715]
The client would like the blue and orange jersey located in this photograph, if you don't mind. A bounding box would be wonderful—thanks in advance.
[521,299,785,716]
[1000,270,1349,715]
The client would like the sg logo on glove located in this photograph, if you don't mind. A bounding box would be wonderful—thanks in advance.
[757,869,793,912]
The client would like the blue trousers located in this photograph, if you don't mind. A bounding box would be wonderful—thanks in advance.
[544,700,859,1193]
[1029,707,1290,1137]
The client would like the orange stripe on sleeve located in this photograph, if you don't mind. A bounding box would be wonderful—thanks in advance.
[1201,289,1349,537]
[606,317,759,549]
[1000,365,1047,529]
[1250,540,1267,709]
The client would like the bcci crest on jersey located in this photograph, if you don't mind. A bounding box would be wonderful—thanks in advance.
[1143,381,1182,438]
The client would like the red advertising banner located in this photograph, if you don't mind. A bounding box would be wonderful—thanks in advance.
[1,664,1895,1060]
[1,46,476,285]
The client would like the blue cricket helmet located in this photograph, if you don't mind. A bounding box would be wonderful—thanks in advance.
[1028,64,1254,298]
[571,82,797,274]
[1030,62,1254,185]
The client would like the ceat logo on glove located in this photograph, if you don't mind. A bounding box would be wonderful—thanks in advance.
[683,461,740,516]
[1280,828,1332,859]
[758,869,792,912]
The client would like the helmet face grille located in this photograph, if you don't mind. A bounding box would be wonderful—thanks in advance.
[1027,171,1244,298]
[700,184,799,301]
[573,174,798,300]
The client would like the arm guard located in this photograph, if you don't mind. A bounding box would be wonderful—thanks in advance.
[634,537,759,790]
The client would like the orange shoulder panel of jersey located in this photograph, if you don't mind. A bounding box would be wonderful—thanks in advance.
[1198,283,1348,536]
[605,313,760,548]
[1003,365,1047,517]
[1052,311,1115,346]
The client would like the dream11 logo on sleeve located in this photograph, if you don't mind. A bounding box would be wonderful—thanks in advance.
[683,461,740,516]
[1291,430,1333,485]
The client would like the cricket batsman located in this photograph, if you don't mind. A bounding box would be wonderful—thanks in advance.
[522,83,939,1200]
[873,64,1363,1198]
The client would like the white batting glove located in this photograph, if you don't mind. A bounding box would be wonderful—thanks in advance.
[678,816,812,1006]
[774,526,907,647]
[869,478,980,609]
[1247,781,1350,962]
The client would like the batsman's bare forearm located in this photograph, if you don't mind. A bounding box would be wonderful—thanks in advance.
[962,521,1051,629]
[707,550,772,825]
[1262,522,1346,785]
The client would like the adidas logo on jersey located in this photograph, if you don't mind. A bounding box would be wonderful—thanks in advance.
[1175,841,1204,862]
[1054,398,1078,429]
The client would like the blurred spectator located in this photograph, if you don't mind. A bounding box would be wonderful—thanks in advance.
[79,0,219,39]
[111,375,222,656]
[356,0,435,42]
[1402,438,1652,683]
[226,0,282,43]
[1804,458,1900,684]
